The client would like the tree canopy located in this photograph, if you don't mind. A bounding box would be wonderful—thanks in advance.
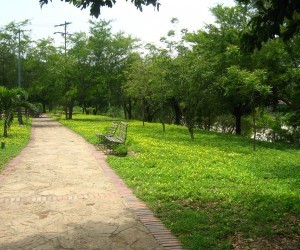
[39,0,160,17]
[238,0,300,51]
[2,2,300,145]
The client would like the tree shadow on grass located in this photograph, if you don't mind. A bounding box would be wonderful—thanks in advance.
[156,189,300,250]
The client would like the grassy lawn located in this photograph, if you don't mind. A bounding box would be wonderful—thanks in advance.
[54,114,300,249]
[0,118,32,172]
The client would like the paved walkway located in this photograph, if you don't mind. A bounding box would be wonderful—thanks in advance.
[0,117,183,250]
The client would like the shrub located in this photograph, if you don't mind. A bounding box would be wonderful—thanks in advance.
[114,144,128,157]
[86,107,96,115]
[106,106,124,118]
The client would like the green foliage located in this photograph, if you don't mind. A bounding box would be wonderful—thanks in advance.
[2,2,300,146]
[25,38,64,111]
[56,114,300,249]
[123,48,172,123]
[39,0,160,18]
[237,0,300,51]
[106,106,124,118]
[114,144,128,157]
[0,20,31,88]
[65,20,139,119]
[86,107,96,115]
[0,87,31,137]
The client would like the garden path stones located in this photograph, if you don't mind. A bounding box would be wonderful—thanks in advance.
[0,116,165,249]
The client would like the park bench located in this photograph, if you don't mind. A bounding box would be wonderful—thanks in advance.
[103,121,128,153]
[96,121,120,145]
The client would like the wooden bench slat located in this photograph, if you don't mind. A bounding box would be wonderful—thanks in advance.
[96,121,120,144]
[103,121,128,154]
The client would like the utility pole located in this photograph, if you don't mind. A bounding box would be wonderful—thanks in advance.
[54,21,72,120]
[54,21,72,57]
[17,29,23,125]
[18,29,21,88]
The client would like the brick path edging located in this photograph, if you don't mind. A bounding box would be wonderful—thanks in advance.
[88,143,185,250]
[0,118,184,250]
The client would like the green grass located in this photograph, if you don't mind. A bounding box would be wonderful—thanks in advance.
[53,114,300,249]
[0,118,32,172]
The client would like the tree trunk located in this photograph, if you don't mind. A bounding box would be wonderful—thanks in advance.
[160,117,166,133]
[252,107,257,151]
[146,106,152,122]
[43,103,46,113]
[204,113,212,131]
[83,103,87,114]
[65,105,68,120]
[18,107,23,125]
[233,106,242,135]
[123,105,127,120]
[186,115,195,140]
[171,98,181,125]
[188,126,194,140]
[68,102,74,120]
[142,99,145,126]
[93,107,97,115]
[126,99,133,120]
[3,121,8,137]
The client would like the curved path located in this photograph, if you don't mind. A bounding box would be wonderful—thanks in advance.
[0,117,183,250]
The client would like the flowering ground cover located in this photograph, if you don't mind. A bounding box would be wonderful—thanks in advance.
[0,118,32,172]
[55,114,300,249]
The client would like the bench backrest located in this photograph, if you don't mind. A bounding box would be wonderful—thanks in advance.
[115,122,128,142]
[107,121,120,137]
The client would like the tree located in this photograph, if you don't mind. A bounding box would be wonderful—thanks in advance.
[237,0,300,51]
[145,48,172,132]
[252,38,290,112]
[124,44,172,130]
[221,66,270,148]
[0,87,30,137]
[185,4,253,135]
[167,47,200,139]
[67,32,92,116]
[103,31,139,110]
[39,0,160,17]
[124,56,158,125]
[0,20,31,89]
[25,38,63,112]
[84,20,139,116]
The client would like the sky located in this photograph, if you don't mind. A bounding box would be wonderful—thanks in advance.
[1,0,235,46]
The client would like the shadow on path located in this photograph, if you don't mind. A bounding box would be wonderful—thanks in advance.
[0,116,183,250]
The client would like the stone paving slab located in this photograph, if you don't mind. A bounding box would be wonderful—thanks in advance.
[0,117,183,250]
